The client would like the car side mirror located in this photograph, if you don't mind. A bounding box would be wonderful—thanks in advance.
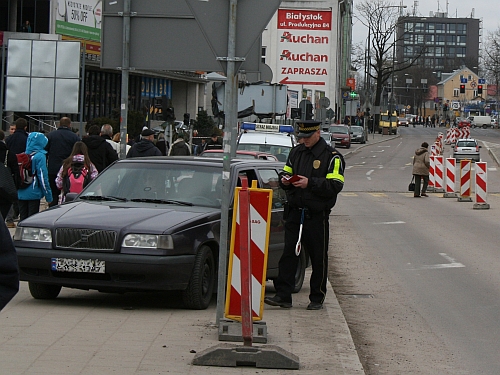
[65,193,79,202]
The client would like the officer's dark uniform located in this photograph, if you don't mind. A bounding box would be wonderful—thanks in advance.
[265,120,345,309]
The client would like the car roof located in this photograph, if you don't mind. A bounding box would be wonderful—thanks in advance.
[115,156,284,168]
[199,149,278,160]
[456,138,476,141]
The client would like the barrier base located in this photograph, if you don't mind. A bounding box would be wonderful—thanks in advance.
[443,192,458,198]
[473,203,490,210]
[192,343,300,369]
[218,319,267,343]
[433,188,445,193]
[457,196,473,202]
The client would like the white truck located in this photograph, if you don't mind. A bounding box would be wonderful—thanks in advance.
[468,115,495,129]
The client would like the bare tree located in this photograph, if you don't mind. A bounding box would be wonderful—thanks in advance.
[482,28,500,101]
[355,0,423,128]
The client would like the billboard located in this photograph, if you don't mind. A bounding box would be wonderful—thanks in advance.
[55,0,102,42]
[277,8,332,87]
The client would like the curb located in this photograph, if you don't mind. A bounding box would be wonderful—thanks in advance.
[344,133,401,157]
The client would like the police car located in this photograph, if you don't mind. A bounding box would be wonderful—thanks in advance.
[237,122,297,162]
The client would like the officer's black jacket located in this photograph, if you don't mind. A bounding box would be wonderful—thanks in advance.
[279,137,345,212]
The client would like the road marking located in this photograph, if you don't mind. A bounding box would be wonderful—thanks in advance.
[378,145,390,147]
[366,169,374,180]
[370,193,387,197]
[374,220,405,225]
[420,253,465,270]
[488,167,497,171]
[371,150,385,153]
[345,166,353,170]
[341,192,358,196]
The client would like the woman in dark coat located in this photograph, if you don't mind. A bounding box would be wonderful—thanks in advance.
[0,130,19,219]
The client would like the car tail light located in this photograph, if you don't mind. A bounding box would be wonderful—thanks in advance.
[476,145,479,152]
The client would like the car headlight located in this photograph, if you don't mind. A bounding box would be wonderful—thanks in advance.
[122,234,174,249]
[14,227,52,242]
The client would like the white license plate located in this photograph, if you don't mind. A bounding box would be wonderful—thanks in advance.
[51,258,105,273]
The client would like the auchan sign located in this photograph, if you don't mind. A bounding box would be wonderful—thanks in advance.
[277,9,331,87]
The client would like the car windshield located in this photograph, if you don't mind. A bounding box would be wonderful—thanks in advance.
[329,126,348,134]
[80,163,222,208]
[320,133,331,141]
[457,141,477,148]
[351,126,363,134]
[380,115,396,121]
[237,144,290,162]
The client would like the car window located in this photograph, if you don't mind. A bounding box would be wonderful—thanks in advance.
[81,163,223,207]
[238,144,291,162]
[329,126,348,134]
[259,169,286,209]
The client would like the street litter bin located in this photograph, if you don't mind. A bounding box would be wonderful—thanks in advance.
[382,127,389,135]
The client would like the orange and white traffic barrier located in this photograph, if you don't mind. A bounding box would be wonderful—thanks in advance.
[433,156,444,192]
[443,158,458,198]
[226,180,272,324]
[458,159,473,202]
[428,155,435,191]
[474,162,490,209]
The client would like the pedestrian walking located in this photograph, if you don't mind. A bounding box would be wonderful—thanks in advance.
[46,117,80,207]
[156,133,169,156]
[17,132,52,220]
[205,134,222,150]
[264,120,345,310]
[55,142,98,204]
[112,132,131,156]
[82,125,118,172]
[168,134,191,156]
[0,219,19,311]
[412,142,430,198]
[100,124,120,156]
[5,118,29,228]
[126,128,162,158]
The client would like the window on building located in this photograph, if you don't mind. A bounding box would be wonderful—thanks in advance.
[415,34,424,44]
[447,47,456,57]
[473,89,477,97]
[415,23,424,32]
[435,58,444,69]
[404,33,413,44]
[404,46,413,56]
[436,35,446,45]
[425,34,435,44]
[405,22,414,32]
[435,47,444,57]
[425,58,434,67]
[446,35,456,44]
[457,48,466,57]
[426,23,435,32]
[457,35,467,45]
[261,47,266,64]
[425,47,435,56]
[436,24,445,33]
[447,23,456,33]
[456,24,467,34]
[453,88,459,97]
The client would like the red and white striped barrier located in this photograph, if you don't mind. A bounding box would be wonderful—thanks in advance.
[428,155,435,190]
[226,181,272,323]
[445,128,455,145]
[433,156,444,192]
[474,162,490,209]
[458,159,473,202]
[444,158,458,198]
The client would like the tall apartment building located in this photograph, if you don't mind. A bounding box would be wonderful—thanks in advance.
[396,12,481,77]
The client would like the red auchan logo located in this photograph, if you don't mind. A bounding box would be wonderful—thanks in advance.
[280,32,329,44]
[280,50,328,62]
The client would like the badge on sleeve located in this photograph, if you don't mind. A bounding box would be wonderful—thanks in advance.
[313,160,321,169]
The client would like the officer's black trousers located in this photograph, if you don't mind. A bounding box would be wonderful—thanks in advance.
[273,208,329,304]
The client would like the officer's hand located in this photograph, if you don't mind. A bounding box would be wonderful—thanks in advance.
[281,176,291,185]
[292,175,308,189]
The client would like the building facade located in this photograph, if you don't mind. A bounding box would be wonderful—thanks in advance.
[396,12,481,78]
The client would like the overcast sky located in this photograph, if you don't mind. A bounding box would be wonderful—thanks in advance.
[351,0,499,46]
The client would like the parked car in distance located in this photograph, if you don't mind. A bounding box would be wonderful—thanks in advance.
[320,131,332,144]
[349,126,366,144]
[453,138,481,162]
[13,157,308,310]
[457,118,471,128]
[199,149,278,160]
[329,125,351,148]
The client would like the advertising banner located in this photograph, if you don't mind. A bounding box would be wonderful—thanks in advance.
[56,0,102,42]
[277,8,332,87]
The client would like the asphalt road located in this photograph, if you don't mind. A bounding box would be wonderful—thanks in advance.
[331,126,500,374]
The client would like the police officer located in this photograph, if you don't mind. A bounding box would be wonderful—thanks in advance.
[264,120,345,310]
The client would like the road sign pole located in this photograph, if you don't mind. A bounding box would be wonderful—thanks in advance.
[119,0,131,159]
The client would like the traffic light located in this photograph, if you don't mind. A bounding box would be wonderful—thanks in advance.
[183,113,190,126]
[423,83,428,93]
[164,107,175,122]
[478,85,483,95]
[305,103,313,120]
[460,84,465,94]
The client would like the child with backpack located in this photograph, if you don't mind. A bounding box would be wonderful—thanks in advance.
[17,132,53,220]
[55,142,98,204]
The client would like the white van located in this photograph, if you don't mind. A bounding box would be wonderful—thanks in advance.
[468,115,494,129]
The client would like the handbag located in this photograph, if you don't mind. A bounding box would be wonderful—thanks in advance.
[408,176,415,192]
[0,151,18,203]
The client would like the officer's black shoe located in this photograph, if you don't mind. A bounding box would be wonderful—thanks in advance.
[306,302,323,310]
[264,295,292,308]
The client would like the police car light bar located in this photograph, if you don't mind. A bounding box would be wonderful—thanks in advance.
[241,122,294,133]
